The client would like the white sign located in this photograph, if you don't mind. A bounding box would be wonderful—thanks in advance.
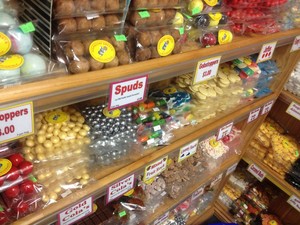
[216,122,234,141]
[247,164,266,182]
[58,197,93,225]
[287,195,300,212]
[210,173,223,188]
[153,211,169,225]
[108,75,148,110]
[247,108,261,123]
[193,56,221,84]
[286,102,300,121]
[191,186,204,201]
[178,139,199,162]
[226,163,238,176]
[106,174,135,203]
[257,42,277,63]
[144,156,168,182]
[290,35,300,52]
[0,102,34,144]
[261,100,274,115]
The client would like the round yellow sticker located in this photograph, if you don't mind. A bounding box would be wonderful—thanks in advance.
[124,189,135,196]
[103,107,121,118]
[204,0,218,7]
[157,35,175,57]
[89,40,116,63]
[218,30,233,45]
[0,159,12,176]
[0,54,24,70]
[46,111,70,124]
[209,138,219,148]
[144,177,155,185]
[0,32,11,56]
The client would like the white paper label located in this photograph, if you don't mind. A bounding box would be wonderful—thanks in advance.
[0,102,34,144]
[226,163,238,176]
[193,56,221,84]
[287,195,300,212]
[247,164,266,182]
[257,42,277,63]
[144,156,168,182]
[106,174,135,203]
[108,75,148,110]
[178,139,199,162]
[153,107,160,112]
[286,102,300,121]
[261,100,274,115]
[58,197,93,225]
[216,122,234,141]
[210,173,223,188]
[247,108,261,123]
[153,211,169,225]
[191,186,204,201]
[290,35,300,52]
[153,125,161,131]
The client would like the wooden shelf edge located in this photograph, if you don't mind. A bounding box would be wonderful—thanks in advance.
[1,28,299,112]
[280,90,300,105]
[243,152,300,198]
[188,206,214,225]
[214,200,234,223]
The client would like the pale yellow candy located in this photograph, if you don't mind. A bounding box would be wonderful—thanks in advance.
[37,130,46,135]
[45,133,53,139]
[80,179,88,185]
[82,124,90,131]
[26,139,35,147]
[47,126,54,133]
[82,174,90,180]
[73,126,81,133]
[44,140,53,148]
[70,115,77,122]
[42,194,49,203]
[35,145,44,154]
[68,122,75,128]
[37,135,46,144]
[75,122,83,127]
[59,132,67,140]
[22,146,31,154]
[79,129,87,137]
[41,124,48,130]
[49,192,58,201]
[25,153,34,162]
[77,116,85,124]
[37,153,46,161]
[60,126,70,132]
[37,173,46,181]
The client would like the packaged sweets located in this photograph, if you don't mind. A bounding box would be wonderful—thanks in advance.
[185,0,224,16]
[130,0,184,9]
[284,60,300,97]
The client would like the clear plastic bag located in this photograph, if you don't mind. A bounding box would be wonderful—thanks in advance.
[130,0,184,10]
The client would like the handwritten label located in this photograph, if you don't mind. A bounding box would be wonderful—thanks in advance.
[257,42,277,63]
[58,197,93,225]
[108,75,148,110]
[106,174,135,203]
[191,186,204,201]
[216,121,234,141]
[226,163,238,176]
[153,211,169,225]
[210,173,223,188]
[287,195,300,212]
[261,100,274,115]
[290,35,300,52]
[247,164,266,182]
[0,102,34,144]
[286,102,300,121]
[193,56,221,84]
[144,156,168,182]
[178,139,199,162]
[247,107,261,123]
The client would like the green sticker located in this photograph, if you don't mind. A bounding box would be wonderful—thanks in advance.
[179,27,184,35]
[19,22,36,33]
[29,175,37,182]
[138,11,150,18]
[296,150,299,157]
[119,211,127,217]
[183,13,192,20]
[192,7,201,15]
[0,206,3,212]
[114,35,127,42]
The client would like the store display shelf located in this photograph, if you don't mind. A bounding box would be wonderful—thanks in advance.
[1,29,299,113]
[187,206,214,225]
[215,199,234,223]
[147,156,240,225]
[280,90,300,105]
[243,152,300,198]
[12,92,277,225]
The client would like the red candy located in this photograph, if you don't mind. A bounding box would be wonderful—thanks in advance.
[8,153,24,167]
[4,185,20,198]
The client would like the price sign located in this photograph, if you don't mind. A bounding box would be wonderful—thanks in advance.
[143,156,168,182]
[226,162,238,176]
[0,102,34,144]
[261,100,274,115]
[106,174,135,203]
[108,75,148,110]
[58,197,93,225]
[287,195,300,212]
[257,42,277,63]
[247,163,266,182]
[153,211,169,225]
[286,102,300,121]
[247,107,261,123]
[290,35,300,52]
[210,173,223,188]
[191,186,204,201]
[178,139,199,162]
[193,56,221,84]
[216,121,234,141]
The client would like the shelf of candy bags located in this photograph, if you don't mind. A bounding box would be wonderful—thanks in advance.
[0,0,62,87]
[284,60,300,98]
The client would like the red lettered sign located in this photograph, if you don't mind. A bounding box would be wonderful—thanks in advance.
[291,35,300,52]
[257,42,277,63]
[193,56,221,84]
[247,163,266,182]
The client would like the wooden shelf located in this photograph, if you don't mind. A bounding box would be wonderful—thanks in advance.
[1,29,299,113]
[147,156,240,225]
[187,206,214,225]
[280,90,300,104]
[243,152,300,198]
[215,200,234,223]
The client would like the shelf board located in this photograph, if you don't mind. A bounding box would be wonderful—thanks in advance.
[187,206,214,225]
[147,155,240,225]
[215,200,234,223]
[243,152,300,198]
[1,28,299,113]
[280,90,300,105]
